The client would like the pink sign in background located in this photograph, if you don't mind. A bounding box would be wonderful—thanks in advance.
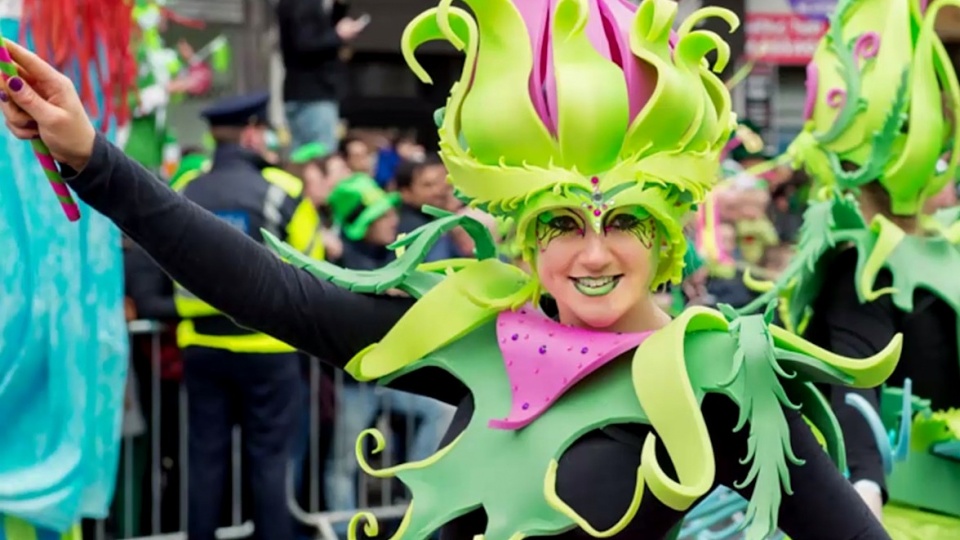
[745,12,829,65]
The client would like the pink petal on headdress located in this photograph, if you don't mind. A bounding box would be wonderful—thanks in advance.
[802,60,819,120]
[600,0,656,122]
[543,0,561,136]
[585,0,615,62]
[516,0,557,135]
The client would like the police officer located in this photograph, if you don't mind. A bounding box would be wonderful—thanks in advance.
[176,92,322,540]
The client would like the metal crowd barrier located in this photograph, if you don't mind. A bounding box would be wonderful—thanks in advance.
[83,320,450,540]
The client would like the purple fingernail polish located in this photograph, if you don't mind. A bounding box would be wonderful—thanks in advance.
[0,91,8,102]
[9,77,23,92]
[23,120,36,129]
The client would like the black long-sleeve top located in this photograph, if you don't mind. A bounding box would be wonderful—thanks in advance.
[124,245,178,320]
[63,134,890,539]
[803,248,960,498]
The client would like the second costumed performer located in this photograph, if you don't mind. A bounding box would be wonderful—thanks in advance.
[0,0,900,538]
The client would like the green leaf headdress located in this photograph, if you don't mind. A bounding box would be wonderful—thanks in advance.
[788,0,960,216]
[402,0,740,288]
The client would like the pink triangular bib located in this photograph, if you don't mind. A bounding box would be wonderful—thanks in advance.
[489,304,652,430]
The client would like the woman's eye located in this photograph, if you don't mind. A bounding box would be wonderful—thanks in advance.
[548,216,579,231]
[608,214,640,230]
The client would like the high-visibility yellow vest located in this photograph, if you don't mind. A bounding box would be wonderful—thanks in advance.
[172,166,325,353]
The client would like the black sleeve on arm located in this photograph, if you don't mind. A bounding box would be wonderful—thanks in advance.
[805,249,899,497]
[124,244,178,320]
[64,134,414,369]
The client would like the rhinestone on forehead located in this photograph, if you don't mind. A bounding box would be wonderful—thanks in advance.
[578,176,615,230]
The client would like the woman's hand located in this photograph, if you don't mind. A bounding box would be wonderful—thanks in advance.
[853,480,884,522]
[0,39,96,172]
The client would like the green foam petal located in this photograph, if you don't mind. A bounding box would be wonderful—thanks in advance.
[623,0,737,159]
[551,0,629,175]
[633,307,727,511]
[401,6,477,160]
[623,0,689,157]
[673,30,729,151]
[769,325,901,389]
[882,2,950,214]
[457,0,558,166]
[343,259,532,381]
[677,6,741,50]
[855,214,905,302]
[634,0,674,54]
[927,34,960,202]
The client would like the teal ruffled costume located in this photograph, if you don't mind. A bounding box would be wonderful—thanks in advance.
[0,14,128,539]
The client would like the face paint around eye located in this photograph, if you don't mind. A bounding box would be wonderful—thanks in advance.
[604,207,657,249]
[632,217,657,249]
[535,209,585,250]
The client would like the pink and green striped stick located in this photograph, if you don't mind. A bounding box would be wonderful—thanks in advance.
[0,39,81,222]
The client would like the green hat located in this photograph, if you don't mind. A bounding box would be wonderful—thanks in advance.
[168,153,210,188]
[290,142,330,164]
[328,174,401,241]
[729,120,770,162]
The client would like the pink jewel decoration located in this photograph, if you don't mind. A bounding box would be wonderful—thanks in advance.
[490,304,652,431]
[585,176,612,229]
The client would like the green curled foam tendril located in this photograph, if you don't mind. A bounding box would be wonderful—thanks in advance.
[814,0,864,145]
[402,5,477,163]
[824,69,908,190]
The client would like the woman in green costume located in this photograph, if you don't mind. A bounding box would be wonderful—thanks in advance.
[0,0,899,538]
[739,0,960,537]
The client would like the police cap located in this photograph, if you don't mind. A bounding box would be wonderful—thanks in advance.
[200,92,271,127]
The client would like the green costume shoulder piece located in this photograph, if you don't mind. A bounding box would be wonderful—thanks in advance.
[341,284,899,540]
[740,196,960,338]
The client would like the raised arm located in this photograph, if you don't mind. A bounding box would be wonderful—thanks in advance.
[124,244,178,320]
[73,133,414,367]
[0,40,412,367]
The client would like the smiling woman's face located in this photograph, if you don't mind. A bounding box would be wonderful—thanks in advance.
[534,205,661,330]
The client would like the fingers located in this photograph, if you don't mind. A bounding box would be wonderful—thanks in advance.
[3,40,60,85]
[5,120,38,140]
[0,90,37,127]
[3,72,58,123]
